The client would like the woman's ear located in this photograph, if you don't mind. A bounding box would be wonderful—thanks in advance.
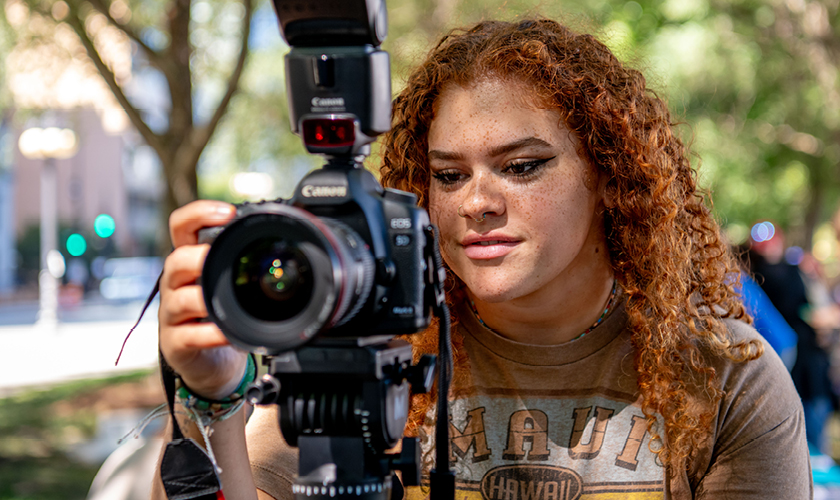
[598,174,617,209]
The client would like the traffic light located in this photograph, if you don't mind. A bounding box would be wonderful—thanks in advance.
[94,214,115,238]
[66,233,87,256]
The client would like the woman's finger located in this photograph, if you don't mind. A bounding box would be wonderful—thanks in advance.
[160,321,230,356]
[169,200,235,248]
[159,285,208,326]
[161,244,210,291]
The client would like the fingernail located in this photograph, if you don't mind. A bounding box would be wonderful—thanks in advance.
[215,204,235,215]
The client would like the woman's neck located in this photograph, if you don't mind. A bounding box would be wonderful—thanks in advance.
[468,255,615,345]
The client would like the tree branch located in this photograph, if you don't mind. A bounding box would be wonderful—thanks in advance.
[64,6,162,155]
[163,0,194,141]
[83,0,165,70]
[175,0,253,176]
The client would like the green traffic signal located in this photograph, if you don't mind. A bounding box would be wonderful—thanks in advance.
[66,233,87,256]
[94,214,115,238]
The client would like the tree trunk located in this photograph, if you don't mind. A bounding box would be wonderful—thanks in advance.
[803,163,825,249]
[38,0,252,255]
[156,150,200,255]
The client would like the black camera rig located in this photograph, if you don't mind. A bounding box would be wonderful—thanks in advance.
[152,1,457,499]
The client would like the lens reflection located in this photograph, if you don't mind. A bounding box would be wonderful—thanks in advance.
[233,238,313,322]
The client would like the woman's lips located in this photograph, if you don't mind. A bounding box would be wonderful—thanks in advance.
[462,238,519,259]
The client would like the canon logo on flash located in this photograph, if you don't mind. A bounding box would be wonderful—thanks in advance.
[301,185,347,197]
[311,97,345,107]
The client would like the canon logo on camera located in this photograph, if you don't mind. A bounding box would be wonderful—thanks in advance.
[301,184,348,198]
[311,97,345,107]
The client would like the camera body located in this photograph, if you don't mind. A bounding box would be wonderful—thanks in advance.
[197,0,434,356]
[199,166,431,355]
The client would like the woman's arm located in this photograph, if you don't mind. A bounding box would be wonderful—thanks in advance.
[150,409,261,500]
[150,200,271,500]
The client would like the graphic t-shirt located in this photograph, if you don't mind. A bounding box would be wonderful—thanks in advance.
[405,299,664,500]
[246,297,812,499]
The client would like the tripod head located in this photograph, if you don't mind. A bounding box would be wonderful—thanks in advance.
[247,338,436,499]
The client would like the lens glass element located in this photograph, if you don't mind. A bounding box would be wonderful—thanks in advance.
[233,238,314,321]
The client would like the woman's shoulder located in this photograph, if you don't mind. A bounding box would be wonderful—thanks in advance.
[720,315,763,342]
[684,318,810,496]
[704,317,803,443]
[714,317,795,393]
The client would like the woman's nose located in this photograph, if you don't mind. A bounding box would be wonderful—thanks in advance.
[460,172,504,222]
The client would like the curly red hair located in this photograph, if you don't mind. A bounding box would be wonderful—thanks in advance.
[380,19,761,470]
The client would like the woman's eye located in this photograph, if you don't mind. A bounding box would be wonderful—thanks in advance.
[504,156,556,176]
[432,170,464,185]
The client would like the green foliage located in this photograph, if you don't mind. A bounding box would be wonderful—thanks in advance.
[4,0,837,249]
[0,2,17,114]
[0,456,101,500]
[0,371,154,500]
[378,0,840,249]
[0,371,150,441]
[623,0,840,245]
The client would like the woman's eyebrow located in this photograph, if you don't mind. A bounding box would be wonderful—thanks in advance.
[428,136,553,161]
[488,137,552,157]
[427,149,464,161]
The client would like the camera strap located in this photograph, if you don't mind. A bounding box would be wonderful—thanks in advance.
[121,270,224,499]
[115,270,163,366]
[159,351,225,500]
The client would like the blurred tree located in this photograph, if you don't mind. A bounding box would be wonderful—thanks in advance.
[3,0,253,218]
[718,0,839,247]
[387,0,839,251]
[3,0,837,254]
[638,0,840,248]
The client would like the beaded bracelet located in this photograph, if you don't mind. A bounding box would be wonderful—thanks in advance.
[176,353,257,422]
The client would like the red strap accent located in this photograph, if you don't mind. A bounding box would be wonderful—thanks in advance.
[217,491,226,500]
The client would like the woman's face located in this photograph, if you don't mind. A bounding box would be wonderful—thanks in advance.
[427,77,608,304]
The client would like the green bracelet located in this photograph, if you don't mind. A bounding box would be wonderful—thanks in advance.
[176,354,257,413]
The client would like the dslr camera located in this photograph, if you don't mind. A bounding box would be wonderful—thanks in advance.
[197,1,444,498]
[199,0,432,356]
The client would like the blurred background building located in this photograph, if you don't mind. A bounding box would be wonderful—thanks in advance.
[4,109,164,303]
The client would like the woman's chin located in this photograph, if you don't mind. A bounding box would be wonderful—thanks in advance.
[464,283,526,304]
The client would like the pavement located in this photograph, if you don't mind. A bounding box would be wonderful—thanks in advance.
[0,298,160,396]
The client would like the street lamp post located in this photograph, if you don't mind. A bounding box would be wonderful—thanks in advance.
[18,127,78,327]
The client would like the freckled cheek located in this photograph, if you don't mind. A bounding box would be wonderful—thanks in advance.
[428,196,460,252]
[516,188,587,247]
[510,184,567,223]
[428,192,449,229]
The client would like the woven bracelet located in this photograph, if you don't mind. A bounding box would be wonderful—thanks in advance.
[176,354,257,417]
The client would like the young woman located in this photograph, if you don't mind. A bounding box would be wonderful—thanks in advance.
[154,18,811,500]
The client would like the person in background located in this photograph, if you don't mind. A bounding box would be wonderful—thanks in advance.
[798,251,840,334]
[749,222,834,452]
[737,268,798,370]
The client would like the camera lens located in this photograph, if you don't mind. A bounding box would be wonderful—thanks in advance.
[233,239,314,322]
[202,203,375,354]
